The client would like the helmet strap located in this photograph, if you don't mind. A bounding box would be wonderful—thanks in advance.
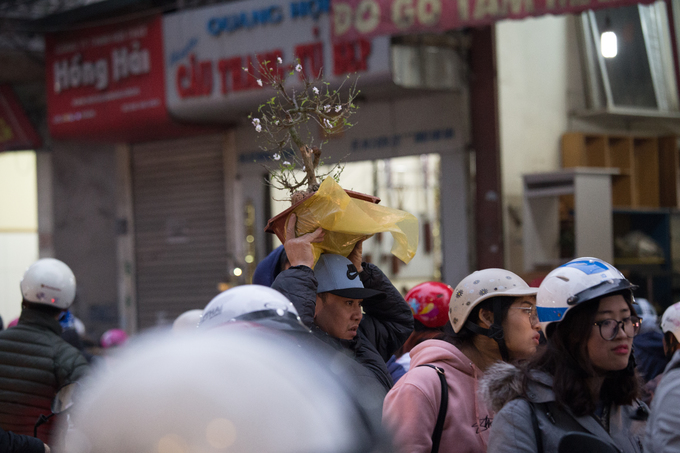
[463,299,510,362]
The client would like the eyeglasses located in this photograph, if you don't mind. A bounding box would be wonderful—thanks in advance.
[510,306,539,326]
[592,316,641,341]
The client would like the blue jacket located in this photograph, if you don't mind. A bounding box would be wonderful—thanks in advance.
[633,331,667,382]
[252,245,286,287]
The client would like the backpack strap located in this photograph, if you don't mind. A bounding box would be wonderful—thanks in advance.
[529,402,544,453]
[416,364,448,453]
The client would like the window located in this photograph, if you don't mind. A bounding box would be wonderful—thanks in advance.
[579,2,679,113]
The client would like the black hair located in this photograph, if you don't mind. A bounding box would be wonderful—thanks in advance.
[436,295,515,348]
[22,300,64,317]
[520,290,640,416]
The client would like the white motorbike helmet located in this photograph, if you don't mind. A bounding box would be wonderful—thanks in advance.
[20,258,76,310]
[171,309,203,333]
[536,257,637,337]
[632,298,659,334]
[450,268,537,361]
[198,285,305,331]
[64,329,392,452]
[661,301,680,343]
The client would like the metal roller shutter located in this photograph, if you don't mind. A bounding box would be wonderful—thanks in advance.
[131,135,227,329]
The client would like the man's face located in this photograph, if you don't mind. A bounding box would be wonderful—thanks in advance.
[314,293,363,340]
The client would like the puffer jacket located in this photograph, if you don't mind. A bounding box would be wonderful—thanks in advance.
[272,262,413,392]
[0,307,89,443]
[645,349,680,453]
[383,340,493,453]
[479,362,647,453]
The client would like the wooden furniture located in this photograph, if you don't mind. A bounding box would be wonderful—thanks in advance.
[561,133,678,209]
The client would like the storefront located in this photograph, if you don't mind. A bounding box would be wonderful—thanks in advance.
[44,0,470,332]
[43,0,676,333]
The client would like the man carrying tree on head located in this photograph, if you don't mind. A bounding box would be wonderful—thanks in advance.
[272,214,414,394]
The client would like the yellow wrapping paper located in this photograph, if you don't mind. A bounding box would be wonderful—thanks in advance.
[289,176,419,264]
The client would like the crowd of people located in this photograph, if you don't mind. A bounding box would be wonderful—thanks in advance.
[1,213,680,452]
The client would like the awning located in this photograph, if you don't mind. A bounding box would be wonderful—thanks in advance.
[0,85,42,152]
[331,0,657,41]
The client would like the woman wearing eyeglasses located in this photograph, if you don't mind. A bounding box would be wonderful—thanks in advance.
[481,257,647,453]
[382,269,541,453]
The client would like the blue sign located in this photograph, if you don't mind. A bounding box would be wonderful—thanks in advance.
[207,6,284,36]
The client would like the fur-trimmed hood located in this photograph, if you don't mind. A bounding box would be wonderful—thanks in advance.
[478,361,525,413]
[478,361,556,413]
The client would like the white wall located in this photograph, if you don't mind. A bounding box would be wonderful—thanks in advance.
[495,16,574,273]
[0,151,38,324]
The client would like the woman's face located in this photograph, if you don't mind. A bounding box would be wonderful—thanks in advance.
[503,296,541,361]
[586,294,633,373]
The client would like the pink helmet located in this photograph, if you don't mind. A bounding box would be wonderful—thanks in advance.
[101,329,128,349]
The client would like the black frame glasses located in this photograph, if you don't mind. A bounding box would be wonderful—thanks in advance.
[592,315,641,341]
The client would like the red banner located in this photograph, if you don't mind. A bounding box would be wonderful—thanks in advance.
[0,85,42,152]
[45,16,184,142]
[331,0,655,41]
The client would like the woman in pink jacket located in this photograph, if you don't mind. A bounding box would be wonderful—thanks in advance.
[383,269,542,453]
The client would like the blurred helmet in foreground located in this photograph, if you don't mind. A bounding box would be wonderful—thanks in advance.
[405,281,453,328]
[172,309,203,333]
[64,329,391,452]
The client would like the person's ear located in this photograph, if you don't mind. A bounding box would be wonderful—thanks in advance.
[478,308,494,329]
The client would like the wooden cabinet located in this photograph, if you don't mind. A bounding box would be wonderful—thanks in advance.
[561,133,678,209]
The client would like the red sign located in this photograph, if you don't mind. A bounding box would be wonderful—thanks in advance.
[45,16,196,142]
[332,0,655,41]
[0,85,42,152]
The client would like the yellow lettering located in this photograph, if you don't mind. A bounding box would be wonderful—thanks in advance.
[501,0,533,14]
[0,119,14,143]
[392,0,415,29]
[355,0,381,34]
[457,0,470,21]
[333,2,353,36]
[545,0,567,9]
[473,0,499,20]
[417,0,442,25]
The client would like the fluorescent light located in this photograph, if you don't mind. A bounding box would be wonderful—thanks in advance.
[601,31,618,58]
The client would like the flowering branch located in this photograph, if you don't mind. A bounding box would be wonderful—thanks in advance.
[245,57,359,201]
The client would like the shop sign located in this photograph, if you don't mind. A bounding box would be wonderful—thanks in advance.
[45,16,171,141]
[0,85,42,152]
[163,0,390,122]
[331,0,656,41]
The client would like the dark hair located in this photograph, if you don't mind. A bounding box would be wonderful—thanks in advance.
[22,300,64,317]
[436,296,515,348]
[395,319,444,357]
[521,290,640,416]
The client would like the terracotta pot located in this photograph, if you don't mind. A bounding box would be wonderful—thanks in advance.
[264,189,381,244]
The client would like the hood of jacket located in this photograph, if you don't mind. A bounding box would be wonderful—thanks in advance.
[478,361,555,413]
[252,245,286,287]
[409,339,478,376]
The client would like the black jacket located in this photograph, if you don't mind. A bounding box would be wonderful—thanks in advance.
[272,262,414,392]
[0,307,89,443]
[0,427,45,453]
